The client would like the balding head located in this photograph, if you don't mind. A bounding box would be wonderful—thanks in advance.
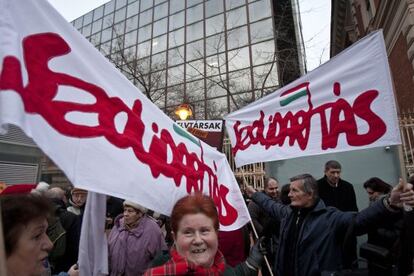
[46,187,67,203]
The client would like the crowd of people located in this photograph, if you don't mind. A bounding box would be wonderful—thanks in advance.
[1,159,414,276]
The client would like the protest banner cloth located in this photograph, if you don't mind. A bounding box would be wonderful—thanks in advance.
[225,31,401,167]
[0,0,249,231]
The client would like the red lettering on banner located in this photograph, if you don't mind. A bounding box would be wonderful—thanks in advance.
[0,33,237,226]
[232,82,386,156]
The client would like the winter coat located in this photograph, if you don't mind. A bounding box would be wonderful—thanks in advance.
[252,192,401,276]
[108,214,168,276]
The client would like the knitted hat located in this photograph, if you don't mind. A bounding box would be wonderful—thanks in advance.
[71,188,88,195]
[123,200,147,213]
[35,181,50,192]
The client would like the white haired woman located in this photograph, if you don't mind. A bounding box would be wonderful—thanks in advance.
[108,200,167,276]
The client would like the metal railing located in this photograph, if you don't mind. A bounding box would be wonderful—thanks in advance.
[222,137,265,189]
[400,111,414,175]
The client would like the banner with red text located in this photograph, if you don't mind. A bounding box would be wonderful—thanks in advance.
[225,31,401,167]
[0,0,250,231]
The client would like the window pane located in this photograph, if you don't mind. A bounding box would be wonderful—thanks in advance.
[251,40,274,66]
[83,12,93,26]
[137,41,151,58]
[232,91,253,108]
[228,46,250,71]
[187,0,203,7]
[94,6,104,20]
[101,28,112,42]
[229,69,252,93]
[127,1,140,18]
[154,2,168,20]
[116,0,127,9]
[227,6,246,29]
[152,34,167,53]
[114,7,126,23]
[187,4,203,24]
[138,25,152,42]
[169,28,184,47]
[74,18,83,29]
[206,54,226,76]
[125,30,138,47]
[187,39,204,61]
[104,1,115,15]
[226,0,245,10]
[139,8,153,26]
[82,24,92,36]
[249,0,271,22]
[92,19,103,34]
[126,15,139,32]
[206,77,227,98]
[227,25,248,50]
[206,97,228,119]
[186,59,204,81]
[103,14,114,28]
[206,0,223,17]
[206,33,225,55]
[152,51,167,70]
[187,80,205,102]
[166,84,185,105]
[253,63,279,89]
[168,46,184,66]
[169,10,184,30]
[250,18,273,43]
[90,32,101,46]
[170,0,185,14]
[153,18,167,37]
[206,14,224,36]
[113,21,125,35]
[186,22,203,42]
[140,0,153,11]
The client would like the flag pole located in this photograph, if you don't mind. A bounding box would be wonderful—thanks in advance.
[241,169,274,276]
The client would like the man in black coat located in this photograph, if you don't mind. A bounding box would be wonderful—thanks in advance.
[46,187,81,273]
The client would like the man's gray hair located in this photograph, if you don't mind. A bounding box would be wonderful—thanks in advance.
[290,173,319,199]
[324,160,341,171]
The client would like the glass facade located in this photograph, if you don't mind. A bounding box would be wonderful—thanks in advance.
[73,0,305,119]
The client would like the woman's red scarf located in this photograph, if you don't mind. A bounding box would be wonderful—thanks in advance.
[144,248,226,275]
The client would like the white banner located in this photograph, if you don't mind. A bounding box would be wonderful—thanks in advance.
[225,31,401,167]
[0,0,249,231]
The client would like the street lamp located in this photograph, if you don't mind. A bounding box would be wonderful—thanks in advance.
[174,103,193,120]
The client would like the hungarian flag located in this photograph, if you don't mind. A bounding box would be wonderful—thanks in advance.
[225,31,401,167]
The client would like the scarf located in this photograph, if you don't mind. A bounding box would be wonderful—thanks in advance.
[144,249,226,275]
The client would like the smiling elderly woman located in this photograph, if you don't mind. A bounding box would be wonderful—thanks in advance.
[144,193,264,275]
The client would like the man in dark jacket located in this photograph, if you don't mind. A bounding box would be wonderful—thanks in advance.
[246,173,414,276]
[46,187,81,273]
[317,160,358,267]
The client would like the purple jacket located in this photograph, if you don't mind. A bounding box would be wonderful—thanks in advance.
[108,214,167,276]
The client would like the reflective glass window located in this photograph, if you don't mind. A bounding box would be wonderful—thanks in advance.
[229,69,252,92]
[116,0,127,9]
[206,97,228,119]
[138,24,152,42]
[227,25,248,50]
[206,54,226,76]
[153,18,167,37]
[74,18,83,29]
[83,12,93,26]
[125,30,138,47]
[228,46,250,71]
[168,46,184,66]
[92,19,103,34]
[126,15,139,32]
[206,77,227,98]
[186,59,204,81]
[206,14,224,36]
[206,0,223,17]
[166,84,185,105]
[104,1,115,15]
[90,32,101,46]
[186,22,203,42]
[137,41,151,58]
[152,51,167,70]
[170,0,185,14]
[187,39,204,61]
[251,40,274,66]
[168,66,185,86]
[152,34,167,53]
[139,8,153,26]
[250,18,273,43]
[114,7,126,23]
[101,28,112,42]
[169,10,184,30]
[154,2,168,20]
[206,33,225,56]
[141,0,153,11]
[249,0,271,22]
[187,80,205,102]
[102,14,114,28]
[169,28,184,47]
[94,6,104,20]
[226,0,245,10]
[113,21,125,35]
[187,0,203,8]
[127,1,140,17]
[187,4,203,24]
[82,24,92,36]
[227,6,246,29]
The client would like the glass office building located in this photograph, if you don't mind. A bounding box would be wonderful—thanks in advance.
[72,0,305,119]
